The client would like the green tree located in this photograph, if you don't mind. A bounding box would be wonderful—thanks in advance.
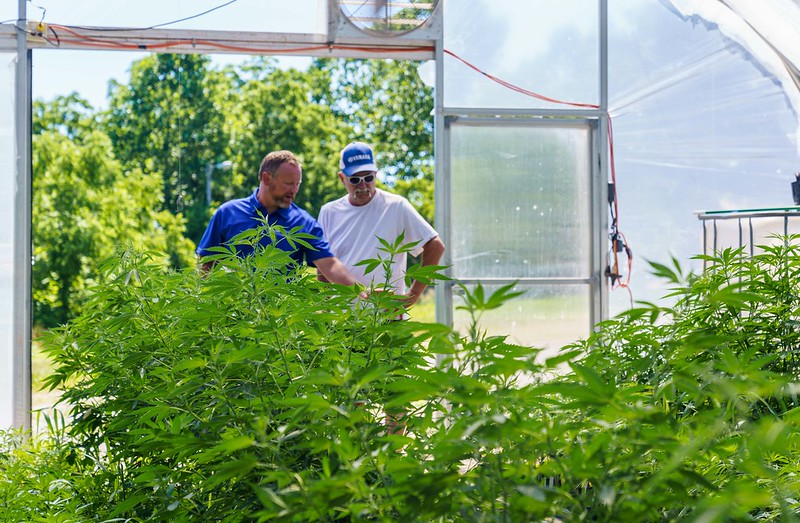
[29,56,438,325]
[33,92,97,140]
[104,54,231,244]
[310,58,435,222]
[33,95,194,327]
[223,58,350,217]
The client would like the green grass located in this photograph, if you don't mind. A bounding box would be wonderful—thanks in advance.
[407,288,435,323]
[32,330,55,390]
[31,330,67,430]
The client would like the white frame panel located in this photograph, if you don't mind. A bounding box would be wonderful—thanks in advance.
[8,0,33,432]
[440,115,605,340]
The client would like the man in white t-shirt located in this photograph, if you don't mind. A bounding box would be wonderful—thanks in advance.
[318,142,445,307]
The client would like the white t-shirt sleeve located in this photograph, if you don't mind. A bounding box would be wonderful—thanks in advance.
[317,204,330,241]
[399,198,438,257]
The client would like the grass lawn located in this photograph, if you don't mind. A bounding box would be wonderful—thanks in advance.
[407,288,435,323]
[31,332,66,432]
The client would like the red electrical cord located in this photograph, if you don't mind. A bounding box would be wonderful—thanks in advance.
[443,49,601,110]
[47,24,435,55]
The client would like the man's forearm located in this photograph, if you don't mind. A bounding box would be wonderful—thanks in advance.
[405,236,445,304]
[315,256,358,286]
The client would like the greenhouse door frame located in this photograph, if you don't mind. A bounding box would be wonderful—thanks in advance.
[1,3,438,432]
[431,1,610,334]
[433,110,608,338]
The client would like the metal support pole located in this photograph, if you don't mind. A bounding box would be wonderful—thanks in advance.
[433,35,450,328]
[14,0,32,432]
[596,0,609,325]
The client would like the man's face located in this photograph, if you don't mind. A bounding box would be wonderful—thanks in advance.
[341,170,377,207]
[262,162,302,211]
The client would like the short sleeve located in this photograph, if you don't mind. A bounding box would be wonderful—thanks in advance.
[317,205,330,241]
[196,211,222,257]
[303,218,335,265]
[400,199,438,257]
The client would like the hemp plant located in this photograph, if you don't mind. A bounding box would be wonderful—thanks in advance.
[25,230,800,522]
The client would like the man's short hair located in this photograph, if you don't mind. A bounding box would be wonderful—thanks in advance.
[260,150,301,177]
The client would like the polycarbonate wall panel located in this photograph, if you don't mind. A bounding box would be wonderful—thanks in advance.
[443,0,599,109]
[449,122,592,280]
[1,53,15,428]
[453,284,590,355]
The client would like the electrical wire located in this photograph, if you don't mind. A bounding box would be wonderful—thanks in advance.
[65,0,242,32]
[41,24,434,54]
[6,13,60,46]
[44,24,60,46]
[149,0,240,29]
[605,117,633,303]
[42,25,435,54]
[33,3,46,25]
[443,49,600,110]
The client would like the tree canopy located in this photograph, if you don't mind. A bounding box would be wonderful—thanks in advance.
[33,101,194,327]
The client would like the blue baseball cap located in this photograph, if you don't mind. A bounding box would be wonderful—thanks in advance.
[339,142,378,176]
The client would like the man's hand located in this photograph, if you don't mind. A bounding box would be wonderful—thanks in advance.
[401,290,420,308]
[403,235,445,308]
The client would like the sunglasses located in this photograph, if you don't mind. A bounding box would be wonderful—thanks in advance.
[346,173,375,185]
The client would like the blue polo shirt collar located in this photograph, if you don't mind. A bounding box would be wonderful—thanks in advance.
[251,189,289,219]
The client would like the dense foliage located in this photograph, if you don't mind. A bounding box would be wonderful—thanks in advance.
[33,55,434,328]
[0,419,98,521]
[33,96,194,327]
[104,54,231,243]
[4,237,800,521]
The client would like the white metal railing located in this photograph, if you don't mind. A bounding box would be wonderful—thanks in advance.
[696,207,800,265]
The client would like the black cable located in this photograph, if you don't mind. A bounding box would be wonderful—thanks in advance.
[64,0,241,32]
[5,3,47,27]
[148,0,241,29]
[46,24,60,47]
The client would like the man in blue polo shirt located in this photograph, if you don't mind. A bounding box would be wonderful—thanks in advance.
[196,150,359,286]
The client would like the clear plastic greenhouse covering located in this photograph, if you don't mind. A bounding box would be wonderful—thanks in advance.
[1,0,326,33]
[2,0,800,427]
[1,52,16,428]
[442,0,800,313]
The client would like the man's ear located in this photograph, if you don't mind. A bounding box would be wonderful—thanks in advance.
[337,171,346,184]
